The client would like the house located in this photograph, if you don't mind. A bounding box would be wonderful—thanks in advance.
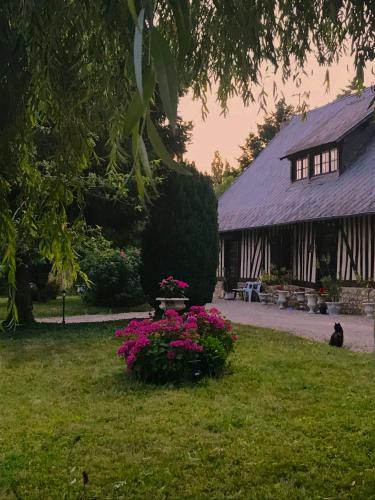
[218,88,375,298]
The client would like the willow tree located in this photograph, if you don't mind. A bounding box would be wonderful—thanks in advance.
[1,1,374,322]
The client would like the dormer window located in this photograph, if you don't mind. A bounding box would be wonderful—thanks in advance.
[296,157,308,180]
[313,147,338,176]
[291,146,339,182]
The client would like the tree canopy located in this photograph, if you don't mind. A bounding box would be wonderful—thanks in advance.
[1,0,374,319]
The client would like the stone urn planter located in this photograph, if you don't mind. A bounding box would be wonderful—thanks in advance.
[326,301,343,315]
[362,302,375,319]
[259,292,270,305]
[305,293,317,314]
[276,290,288,309]
[295,291,306,310]
[156,297,189,311]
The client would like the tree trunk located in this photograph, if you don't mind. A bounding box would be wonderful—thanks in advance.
[5,256,34,326]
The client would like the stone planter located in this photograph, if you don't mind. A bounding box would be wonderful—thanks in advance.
[156,297,189,311]
[224,291,235,300]
[276,290,288,309]
[362,302,375,319]
[305,293,317,314]
[295,291,306,310]
[259,292,270,305]
[326,301,343,315]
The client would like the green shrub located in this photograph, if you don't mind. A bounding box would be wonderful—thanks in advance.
[141,163,219,308]
[116,306,236,383]
[80,246,145,308]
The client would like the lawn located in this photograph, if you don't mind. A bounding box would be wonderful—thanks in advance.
[1,322,375,499]
[0,295,150,320]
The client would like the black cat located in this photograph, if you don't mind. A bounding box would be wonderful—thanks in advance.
[329,323,344,347]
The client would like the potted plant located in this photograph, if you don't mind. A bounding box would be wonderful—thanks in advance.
[317,287,328,314]
[274,268,292,309]
[156,276,189,311]
[223,269,237,300]
[258,270,275,304]
[321,275,343,315]
[305,291,318,314]
[356,274,375,319]
[295,287,306,310]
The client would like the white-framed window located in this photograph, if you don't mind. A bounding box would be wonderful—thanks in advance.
[313,147,338,176]
[295,157,308,180]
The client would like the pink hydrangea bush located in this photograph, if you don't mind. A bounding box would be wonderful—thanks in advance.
[116,307,236,383]
[159,276,189,298]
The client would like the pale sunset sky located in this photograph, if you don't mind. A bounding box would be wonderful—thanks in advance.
[180,56,374,172]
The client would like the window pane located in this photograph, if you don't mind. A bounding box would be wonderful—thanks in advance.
[330,148,338,171]
[322,151,330,173]
[302,158,308,178]
[314,155,321,175]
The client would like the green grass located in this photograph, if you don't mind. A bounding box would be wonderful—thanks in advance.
[0,295,150,320]
[1,323,375,499]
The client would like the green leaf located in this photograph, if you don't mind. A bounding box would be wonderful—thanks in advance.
[146,114,190,175]
[139,136,157,192]
[123,66,156,137]
[150,28,178,126]
[127,0,138,25]
[134,8,145,99]
[123,95,143,138]
[167,0,192,57]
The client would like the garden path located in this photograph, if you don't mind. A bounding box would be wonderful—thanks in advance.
[38,311,150,324]
[208,299,374,353]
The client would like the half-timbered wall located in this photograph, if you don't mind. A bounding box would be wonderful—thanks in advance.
[293,222,317,283]
[218,215,375,284]
[217,238,225,278]
[337,215,375,281]
[240,229,270,279]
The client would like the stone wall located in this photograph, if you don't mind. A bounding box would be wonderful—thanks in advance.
[340,287,375,315]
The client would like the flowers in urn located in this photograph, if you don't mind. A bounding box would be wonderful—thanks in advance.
[159,276,189,297]
[157,276,190,311]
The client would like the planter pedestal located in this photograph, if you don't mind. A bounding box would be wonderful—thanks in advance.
[305,294,317,314]
[156,297,189,312]
[277,290,288,309]
[295,292,306,310]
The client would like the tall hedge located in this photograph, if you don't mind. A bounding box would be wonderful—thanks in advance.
[141,164,219,307]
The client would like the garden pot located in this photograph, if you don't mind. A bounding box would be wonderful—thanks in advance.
[259,292,270,305]
[156,297,189,311]
[277,290,288,309]
[362,302,375,319]
[224,292,235,300]
[305,293,317,314]
[326,301,343,315]
[295,291,306,310]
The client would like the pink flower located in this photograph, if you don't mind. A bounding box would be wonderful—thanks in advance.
[170,339,203,352]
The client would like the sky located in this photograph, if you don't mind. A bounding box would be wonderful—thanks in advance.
[179,57,374,172]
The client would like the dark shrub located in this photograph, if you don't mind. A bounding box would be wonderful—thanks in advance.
[141,164,219,307]
[81,247,145,307]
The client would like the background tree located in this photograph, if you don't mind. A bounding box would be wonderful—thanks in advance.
[141,164,219,308]
[210,151,240,198]
[238,99,296,170]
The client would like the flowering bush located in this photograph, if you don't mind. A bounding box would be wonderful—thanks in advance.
[158,276,189,298]
[116,306,236,383]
